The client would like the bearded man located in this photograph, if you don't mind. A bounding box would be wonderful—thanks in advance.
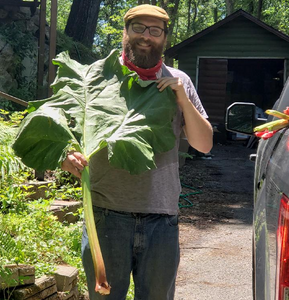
[62,4,213,300]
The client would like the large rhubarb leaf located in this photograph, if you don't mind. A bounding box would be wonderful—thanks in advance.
[13,50,177,175]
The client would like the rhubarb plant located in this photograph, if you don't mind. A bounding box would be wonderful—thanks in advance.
[254,107,289,139]
[12,50,177,294]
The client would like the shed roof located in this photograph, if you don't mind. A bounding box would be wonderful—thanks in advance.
[165,9,289,58]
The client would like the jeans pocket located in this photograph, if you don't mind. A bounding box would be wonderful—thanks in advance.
[92,207,105,227]
[166,214,179,227]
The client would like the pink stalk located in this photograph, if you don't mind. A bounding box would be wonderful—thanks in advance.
[82,166,111,295]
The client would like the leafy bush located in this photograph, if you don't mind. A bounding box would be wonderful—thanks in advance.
[0,110,85,291]
[0,110,30,185]
[0,204,85,289]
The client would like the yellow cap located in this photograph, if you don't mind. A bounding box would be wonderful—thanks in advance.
[124,4,169,23]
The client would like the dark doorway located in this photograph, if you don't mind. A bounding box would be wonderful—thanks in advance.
[197,58,284,142]
[227,59,284,111]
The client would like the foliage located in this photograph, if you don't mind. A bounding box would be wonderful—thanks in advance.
[56,30,100,65]
[13,50,177,174]
[0,228,20,260]
[0,111,29,185]
[88,0,289,55]
[0,204,85,289]
[94,0,130,57]
[0,266,27,300]
[47,0,73,32]
[0,22,37,104]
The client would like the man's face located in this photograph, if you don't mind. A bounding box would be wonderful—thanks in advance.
[123,16,167,69]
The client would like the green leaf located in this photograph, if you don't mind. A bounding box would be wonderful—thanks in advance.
[13,49,177,175]
[13,107,77,171]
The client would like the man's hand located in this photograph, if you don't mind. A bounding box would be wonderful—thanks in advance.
[61,151,88,179]
[156,76,213,154]
[156,77,188,108]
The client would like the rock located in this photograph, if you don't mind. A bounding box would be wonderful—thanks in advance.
[0,265,35,289]
[20,181,54,200]
[19,7,32,18]
[50,200,82,224]
[58,286,79,300]
[54,265,78,293]
[0,9,8,19]
[21,41,38,83]
[13,276,57,300]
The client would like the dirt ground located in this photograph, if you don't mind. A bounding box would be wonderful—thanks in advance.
[176,140,256,300]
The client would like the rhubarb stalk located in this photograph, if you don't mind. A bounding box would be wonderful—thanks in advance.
[82,164,111,295]
[254,107,289,139]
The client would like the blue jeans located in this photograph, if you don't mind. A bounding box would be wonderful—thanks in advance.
[81,207,180,300]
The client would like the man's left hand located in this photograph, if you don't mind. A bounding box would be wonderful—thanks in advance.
[156,77,188,108]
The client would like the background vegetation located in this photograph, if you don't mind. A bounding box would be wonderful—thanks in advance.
[50,0,289,59]
[0,111,134,297]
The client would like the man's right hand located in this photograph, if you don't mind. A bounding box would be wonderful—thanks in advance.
[61,151,88,179]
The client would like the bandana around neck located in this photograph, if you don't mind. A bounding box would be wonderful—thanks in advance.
[122,52,162,80]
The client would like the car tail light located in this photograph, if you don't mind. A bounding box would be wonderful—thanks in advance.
[277,194,289,300]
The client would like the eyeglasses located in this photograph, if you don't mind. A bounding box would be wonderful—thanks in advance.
[131,22,164,37]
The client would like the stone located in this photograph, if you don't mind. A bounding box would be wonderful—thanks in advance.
[19,7,32,18]
[54,265,78,292]
[0,9,8,19]
[21,43,38,83]
[20,181,54,200]
[13,276,56,300]
[58,286,79,300]
[50,200,82,224]
[0,265,35,289]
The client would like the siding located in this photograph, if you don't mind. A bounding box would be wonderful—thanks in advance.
[177,16,289,85]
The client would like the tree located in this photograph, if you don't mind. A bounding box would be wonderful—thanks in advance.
[65,0,101,48]
[225,0,235,15]
[257,0,263,19]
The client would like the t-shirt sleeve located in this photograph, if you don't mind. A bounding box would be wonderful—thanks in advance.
[162,65,208,119]
[184,74,208,119]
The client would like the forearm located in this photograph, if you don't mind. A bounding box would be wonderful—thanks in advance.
[181,98,213,154]
[156,76,213,153]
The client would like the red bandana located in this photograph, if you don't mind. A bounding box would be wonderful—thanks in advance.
[122,52,162,80]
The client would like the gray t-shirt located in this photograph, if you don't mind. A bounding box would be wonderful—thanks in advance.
[90,64,208,215]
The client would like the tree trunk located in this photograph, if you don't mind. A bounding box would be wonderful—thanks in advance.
[225,0,234,15]
[257,0,263,19]
[213,6,218,23]
[187,0,192,34]
[192,1,198,34]
[65,0,101,48]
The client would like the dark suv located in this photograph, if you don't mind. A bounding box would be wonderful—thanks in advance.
[226,77,289,300]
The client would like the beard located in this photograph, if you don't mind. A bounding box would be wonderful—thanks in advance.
[122,32,165,69]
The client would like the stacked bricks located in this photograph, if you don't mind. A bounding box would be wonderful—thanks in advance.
[0,264,79,300]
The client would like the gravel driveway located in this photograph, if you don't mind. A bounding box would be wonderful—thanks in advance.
[175,141,256,300]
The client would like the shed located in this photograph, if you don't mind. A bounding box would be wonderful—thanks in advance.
[165,9,289,141]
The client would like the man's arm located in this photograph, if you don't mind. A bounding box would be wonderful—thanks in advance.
[157,77,213,154]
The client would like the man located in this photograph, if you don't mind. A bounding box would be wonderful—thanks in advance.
[62,4,213,300]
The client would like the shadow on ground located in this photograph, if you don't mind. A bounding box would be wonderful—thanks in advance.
[179,140,256,228]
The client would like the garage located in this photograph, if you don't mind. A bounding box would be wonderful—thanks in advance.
[165,10,289,141]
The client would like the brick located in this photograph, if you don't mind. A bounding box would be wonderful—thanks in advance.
[13,276,56,300]
[0,265,35,289]
[54,266,78,292]
[58,286,79,300]
[49,200,82,223]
